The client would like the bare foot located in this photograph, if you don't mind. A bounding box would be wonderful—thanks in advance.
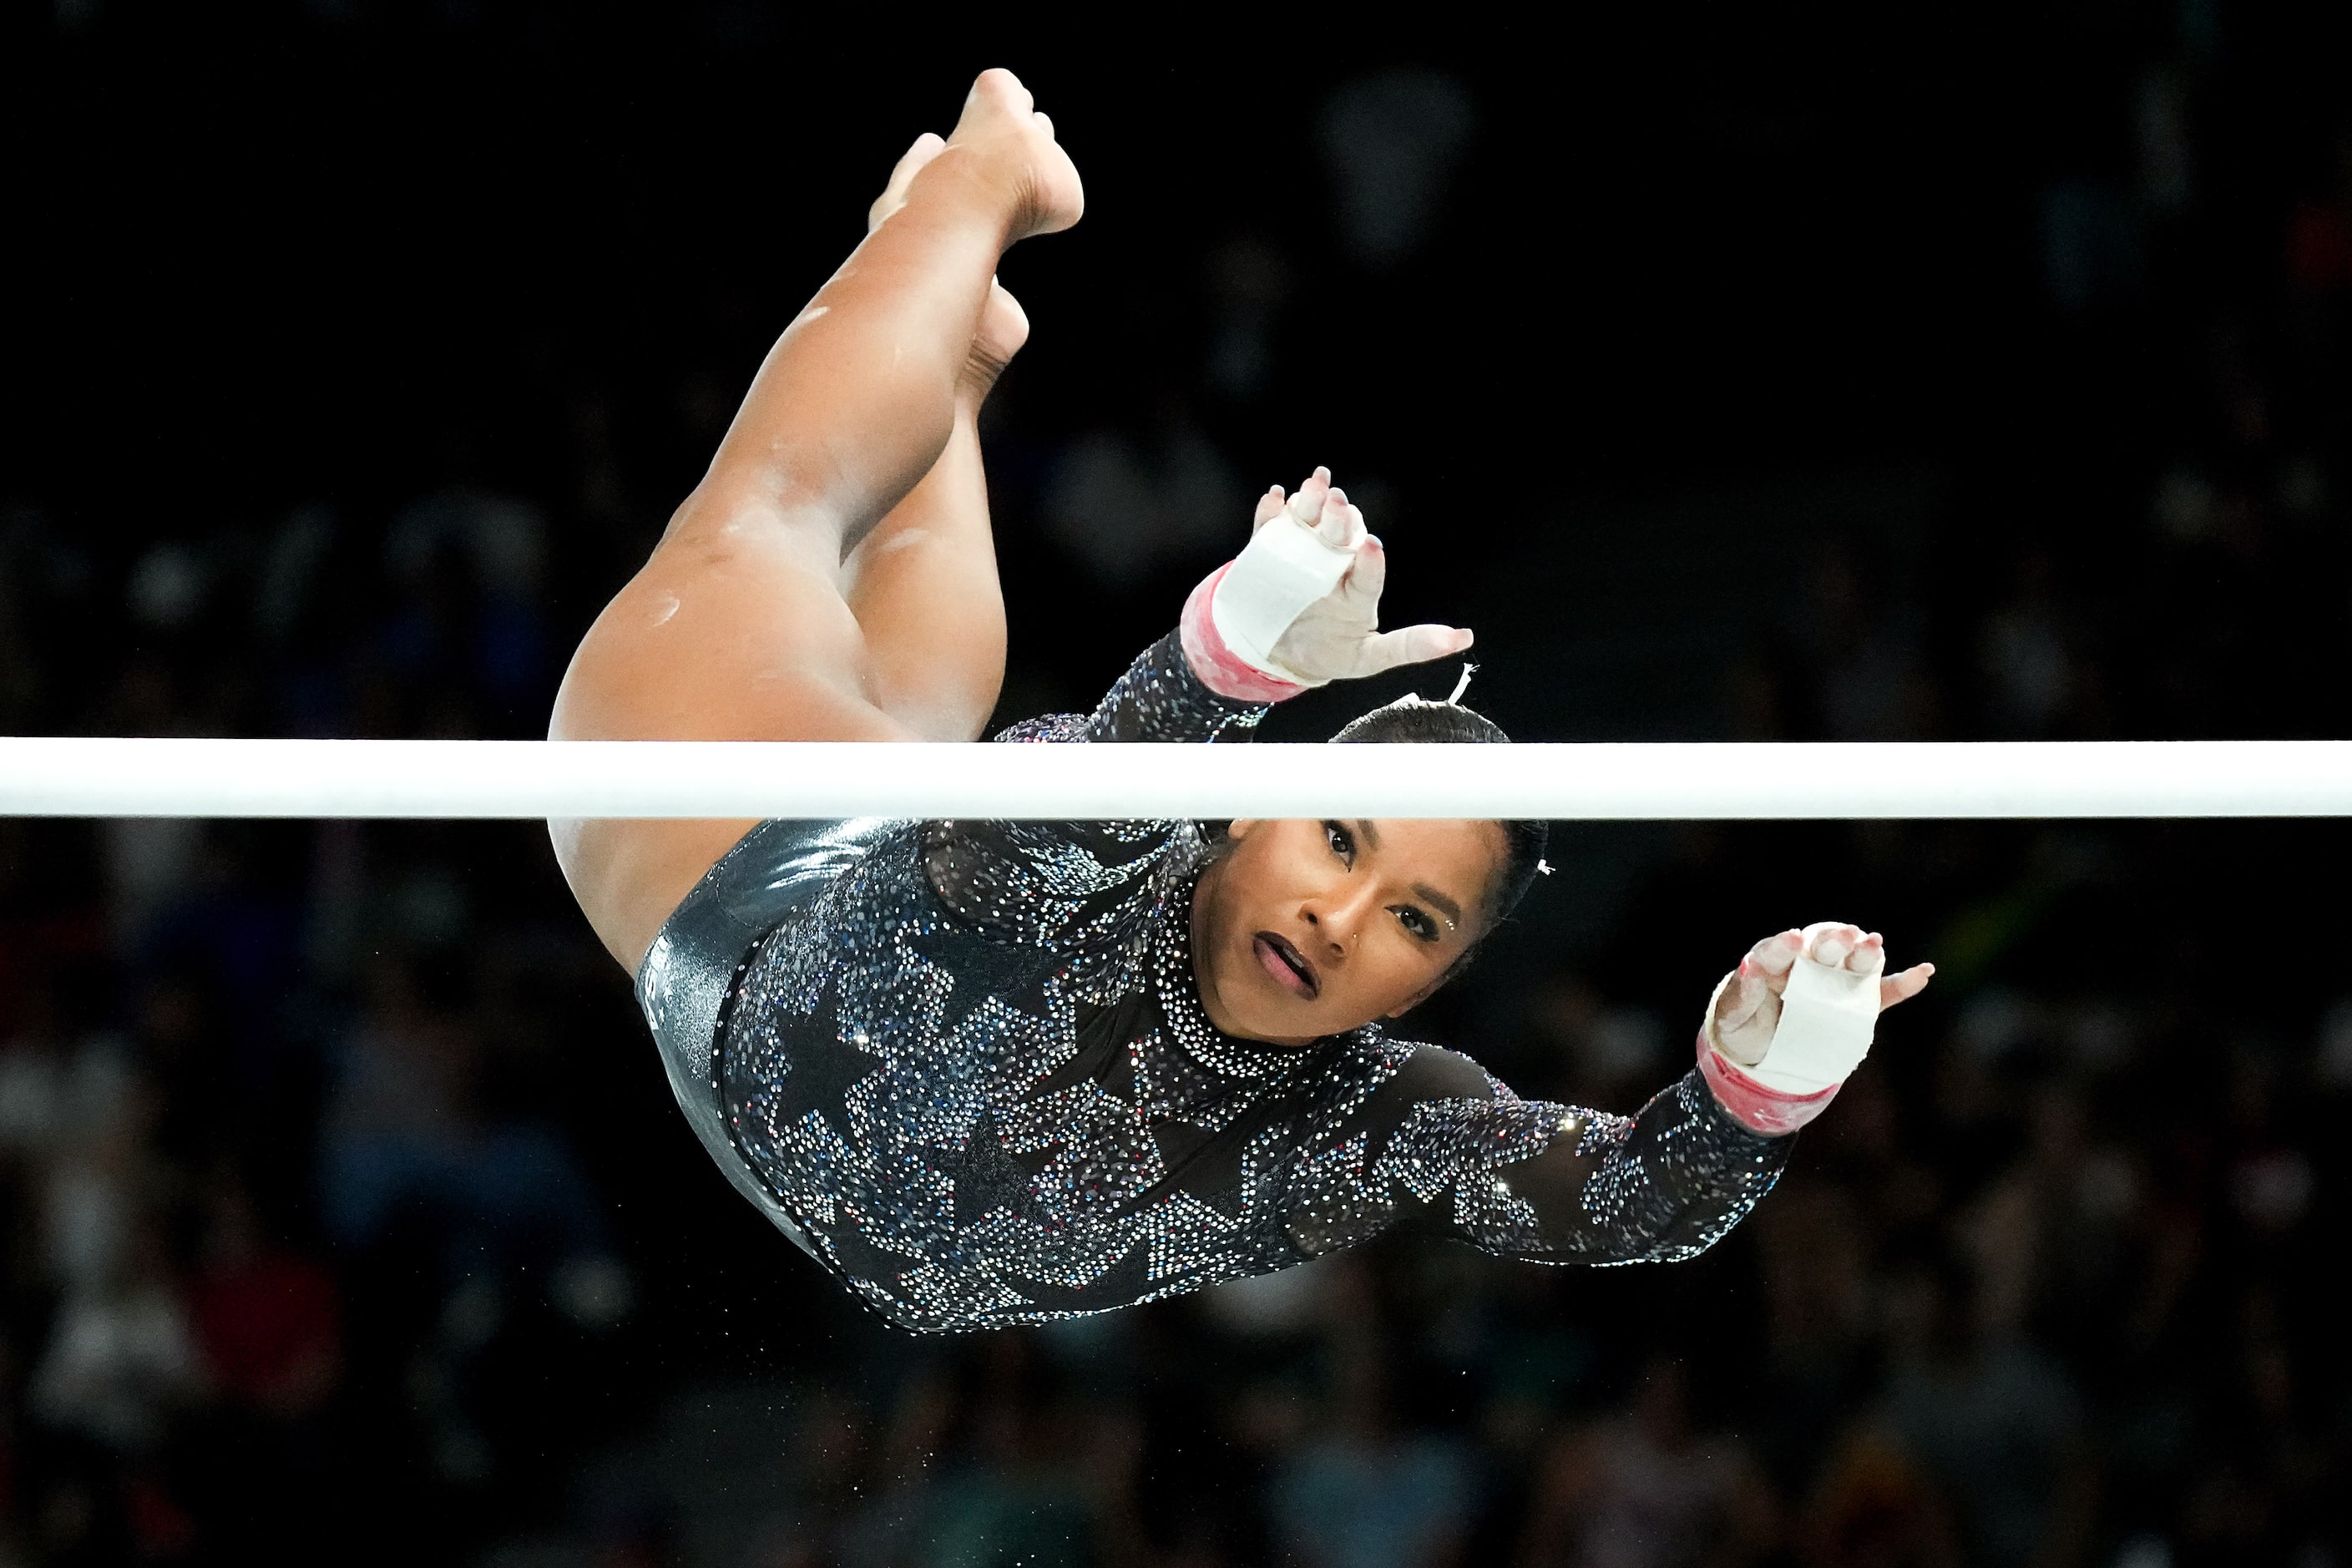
[870,131,1030,392]
[941,68,1085,243]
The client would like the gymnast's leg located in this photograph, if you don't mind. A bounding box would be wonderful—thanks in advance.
[547,68,1082,969]
[842,137,1032,744]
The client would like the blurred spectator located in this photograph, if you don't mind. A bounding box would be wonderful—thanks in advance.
[1798,1424,1961,1568]
[29,1221,201,1453]
[376,487,554,736]
[318,948,617,1302]
[1270,1334,1474,1568]
[1877,1263,2091,1567]
[1516,1358,1777,1568]
[187,1172,341,1419]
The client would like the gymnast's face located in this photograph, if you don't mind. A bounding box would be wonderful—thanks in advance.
[1190,817,1508,1045]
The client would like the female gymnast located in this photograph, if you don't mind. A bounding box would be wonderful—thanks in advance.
[547,70,1933,1333]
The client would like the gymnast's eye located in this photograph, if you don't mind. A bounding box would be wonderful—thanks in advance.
[1323,821,1354,862]
[1393,905,1440,943]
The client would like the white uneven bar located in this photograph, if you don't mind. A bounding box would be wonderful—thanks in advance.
[2,737,2352,819]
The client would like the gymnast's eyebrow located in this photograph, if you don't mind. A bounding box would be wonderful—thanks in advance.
[1412,883,1464,931]
[1353,818,1383,851]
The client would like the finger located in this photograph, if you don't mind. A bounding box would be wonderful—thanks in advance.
[1712,968,1783,1064]
[1808,924,1863,969]
[1746,930,1803,997]
[1878,963,1935,1011]
[1253,486,1286,532]
[1714,969,1769,1032]
[1316,486,1353,547]
[1847,932,1887,979]
[1342,535,1388,604]
[1287,468,1332,526]
[1352,624,1475,676]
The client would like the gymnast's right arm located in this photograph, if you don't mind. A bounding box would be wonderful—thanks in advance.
[927,467,1473,934]
[919,628,1268,938]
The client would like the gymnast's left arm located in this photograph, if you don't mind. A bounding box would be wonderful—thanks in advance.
[1317,925,1934,1264]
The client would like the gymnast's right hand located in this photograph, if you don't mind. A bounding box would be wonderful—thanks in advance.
[1179,467,1474,701]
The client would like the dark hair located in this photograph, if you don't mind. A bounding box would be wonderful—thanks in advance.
[1328,692,1550,928]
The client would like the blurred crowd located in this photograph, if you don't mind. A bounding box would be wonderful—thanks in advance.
[5,5,2352,1567]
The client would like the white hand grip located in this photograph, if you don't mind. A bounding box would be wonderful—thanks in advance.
[1210,517,1355,681]
[1749,951,1878,1095]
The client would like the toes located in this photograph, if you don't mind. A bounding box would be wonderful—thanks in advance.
[951,69,1038,149]
[896,131,946,176]
[971,68,1034,114]
[870,132,946,232]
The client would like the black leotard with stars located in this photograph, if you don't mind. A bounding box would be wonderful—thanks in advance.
[636,630,1792,1334]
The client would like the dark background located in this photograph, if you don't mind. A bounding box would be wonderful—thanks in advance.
[3,3,2350,1565]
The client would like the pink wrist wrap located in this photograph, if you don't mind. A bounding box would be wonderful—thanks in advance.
[1181,565,1308,704]
[1696,1030,1839,1137]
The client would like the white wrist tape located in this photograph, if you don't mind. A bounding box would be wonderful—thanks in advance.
[1209,517,1356,685]
[1747,950,1879,1096]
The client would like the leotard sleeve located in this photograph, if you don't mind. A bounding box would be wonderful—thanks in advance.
[923,630,1266,941]
[1281,1040,1791,1266]
[993,627,1271,746]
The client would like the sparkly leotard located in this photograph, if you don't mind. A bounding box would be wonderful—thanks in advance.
[635,631,1791,1334]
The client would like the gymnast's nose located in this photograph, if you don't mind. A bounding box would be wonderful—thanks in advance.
[1300,887,1372,959]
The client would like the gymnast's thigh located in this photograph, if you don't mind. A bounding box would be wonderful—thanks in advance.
[549,509,917,969]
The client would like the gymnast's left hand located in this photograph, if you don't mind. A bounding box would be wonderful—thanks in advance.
[1183,467,1474,696]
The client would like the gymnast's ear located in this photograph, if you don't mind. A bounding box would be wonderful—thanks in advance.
[1225,819,1258,840]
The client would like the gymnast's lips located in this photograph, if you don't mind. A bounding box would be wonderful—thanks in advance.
[1254,932,1318,999]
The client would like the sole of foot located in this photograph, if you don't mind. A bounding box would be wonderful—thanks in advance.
[946,68,1084,243]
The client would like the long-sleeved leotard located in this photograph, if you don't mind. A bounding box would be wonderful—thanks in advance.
[654,631,1791,1333]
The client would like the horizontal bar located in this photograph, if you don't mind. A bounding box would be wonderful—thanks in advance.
[2,737,2351,820]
